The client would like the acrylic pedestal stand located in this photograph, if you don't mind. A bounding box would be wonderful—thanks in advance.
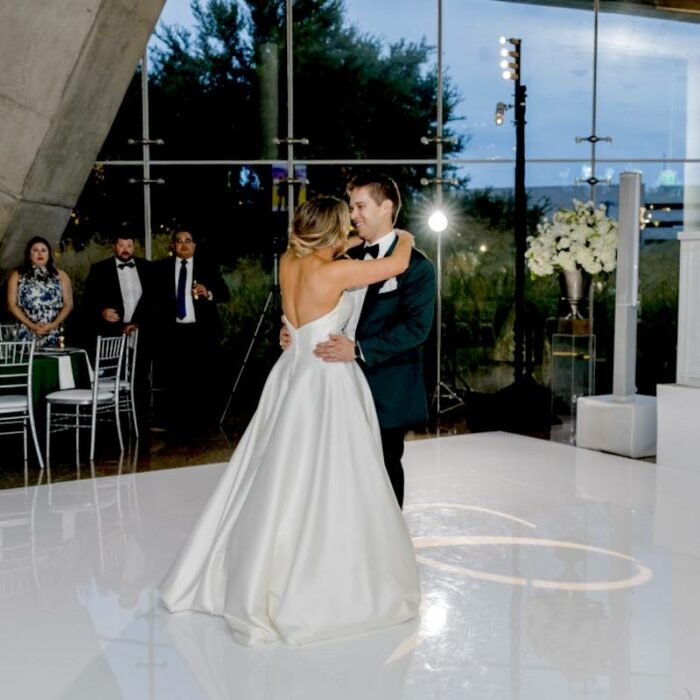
[550,333,595,445]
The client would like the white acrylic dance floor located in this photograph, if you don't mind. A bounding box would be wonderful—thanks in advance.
[1,431,697,699]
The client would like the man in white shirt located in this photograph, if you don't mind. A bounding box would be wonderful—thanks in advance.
[153,228,230,440]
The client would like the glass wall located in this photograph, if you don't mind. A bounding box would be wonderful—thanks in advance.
[68,0,700,421]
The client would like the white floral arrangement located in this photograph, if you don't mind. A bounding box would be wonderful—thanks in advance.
[525,199,618,277]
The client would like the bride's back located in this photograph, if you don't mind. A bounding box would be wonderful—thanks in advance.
[280,253,341,329]
[279,196,351,329]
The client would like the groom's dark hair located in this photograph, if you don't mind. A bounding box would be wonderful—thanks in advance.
[346,172,402,225]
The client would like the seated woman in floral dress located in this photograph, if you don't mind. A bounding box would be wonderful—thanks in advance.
[6,236,74,348]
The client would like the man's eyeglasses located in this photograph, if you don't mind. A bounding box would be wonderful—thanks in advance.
[175,238,194,245]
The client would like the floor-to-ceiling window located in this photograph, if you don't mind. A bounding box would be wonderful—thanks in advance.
[65,0,700,411]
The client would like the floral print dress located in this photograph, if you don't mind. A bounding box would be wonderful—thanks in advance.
[16,267,63,348]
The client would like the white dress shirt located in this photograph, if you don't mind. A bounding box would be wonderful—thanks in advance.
[115,258,142,323]
[175,256,196,323]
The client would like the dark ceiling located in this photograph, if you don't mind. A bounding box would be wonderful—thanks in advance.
[498,0,700,23]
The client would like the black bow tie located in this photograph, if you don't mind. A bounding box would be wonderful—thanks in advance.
[364,244,380,259]
[118,261,135,269]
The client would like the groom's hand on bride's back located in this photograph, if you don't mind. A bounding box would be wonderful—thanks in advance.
[314,334,355,363]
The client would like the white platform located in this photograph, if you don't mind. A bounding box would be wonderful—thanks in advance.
[576,394,657,458]
[677,230,700,387]
[0,432,697,700]
[657,383,700,469]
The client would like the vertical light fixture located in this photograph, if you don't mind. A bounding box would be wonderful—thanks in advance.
[421,0,461,423]
[499,35,528,382]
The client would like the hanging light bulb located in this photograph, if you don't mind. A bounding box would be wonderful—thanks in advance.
[494,102,509,125]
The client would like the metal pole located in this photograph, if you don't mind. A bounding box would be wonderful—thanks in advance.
[513,67,527,382]
[286,0,295,229]
[140,52,153,261]
[435,0,444,418]
[436,0,444,169]
[590,0,600,204]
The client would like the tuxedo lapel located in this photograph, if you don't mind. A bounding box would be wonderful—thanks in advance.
[384,237,399,257]
[106,260,125,316]
[134,258,148,281]
[108,260,119,289]
[349,245,377,327]
[169,257,177,301]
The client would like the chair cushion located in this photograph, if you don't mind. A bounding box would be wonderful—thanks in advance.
[46,389,114,405]
[0,395,28,412]
[98,380,128,392]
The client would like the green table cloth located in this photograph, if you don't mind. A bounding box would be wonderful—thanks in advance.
[32,349,92,407]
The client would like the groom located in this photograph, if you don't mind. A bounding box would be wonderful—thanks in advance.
[313,173,436,507]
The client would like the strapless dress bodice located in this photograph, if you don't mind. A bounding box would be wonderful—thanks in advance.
[282,293,354,354]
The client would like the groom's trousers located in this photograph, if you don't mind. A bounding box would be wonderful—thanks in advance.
[380,428,407,509]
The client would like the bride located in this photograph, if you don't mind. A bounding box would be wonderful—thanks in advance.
[160,196,421,646]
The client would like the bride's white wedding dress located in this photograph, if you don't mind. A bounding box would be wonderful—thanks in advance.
[160,293,421,646]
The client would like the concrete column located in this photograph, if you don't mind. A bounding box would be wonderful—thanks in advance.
[0,0,166,267]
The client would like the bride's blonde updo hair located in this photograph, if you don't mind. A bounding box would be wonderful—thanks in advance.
[288,196,351,258]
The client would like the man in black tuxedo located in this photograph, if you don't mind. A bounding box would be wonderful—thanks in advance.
[314,174,436,507]
[154,228,230,439]
[83,233,152,338]
[82,233,153,432]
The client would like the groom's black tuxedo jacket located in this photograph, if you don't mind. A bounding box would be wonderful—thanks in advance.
[82,256,153,338]
[350,240,436,429]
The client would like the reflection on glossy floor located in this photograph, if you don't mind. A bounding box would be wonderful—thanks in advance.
[1,431,696,700]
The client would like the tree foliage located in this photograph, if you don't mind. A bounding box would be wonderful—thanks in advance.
[67,0,464,259]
